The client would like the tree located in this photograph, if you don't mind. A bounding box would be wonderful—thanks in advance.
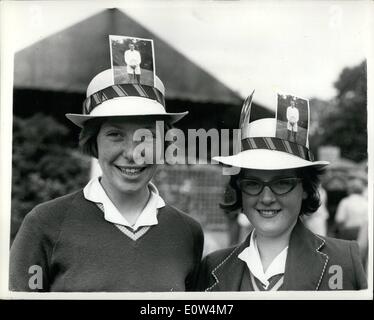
[11,114,91,242]
[308,97,332,154]
[312,61,367,162]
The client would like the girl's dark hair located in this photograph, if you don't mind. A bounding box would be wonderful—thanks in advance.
[79,118,106,159]
[219,175,242,212]
[296,166,326,216]
[78,117,174,159]
[230,166,326,216]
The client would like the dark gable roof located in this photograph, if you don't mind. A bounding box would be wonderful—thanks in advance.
[14,8,242,105]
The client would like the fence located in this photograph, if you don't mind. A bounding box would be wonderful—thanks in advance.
[153,164,230,231]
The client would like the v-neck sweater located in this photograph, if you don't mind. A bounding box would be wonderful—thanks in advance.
[10,190,204,292]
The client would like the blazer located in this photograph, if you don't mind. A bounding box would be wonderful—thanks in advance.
[196,219,367,291]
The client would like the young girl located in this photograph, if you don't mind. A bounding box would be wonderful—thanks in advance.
[10,69,203,292]
[197,93,367,291]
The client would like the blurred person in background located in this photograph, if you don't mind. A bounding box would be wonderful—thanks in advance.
[197,93,367,291]
[335,172,368,241]
[10,66,203,292]
[324,176,348,236]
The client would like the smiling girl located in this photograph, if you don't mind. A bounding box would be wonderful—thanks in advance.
[197,94,367,291]
[10,69,203,292]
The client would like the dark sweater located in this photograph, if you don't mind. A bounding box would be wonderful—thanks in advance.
[10,190,204,292]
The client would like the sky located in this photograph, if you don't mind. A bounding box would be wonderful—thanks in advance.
[1,0,372,109]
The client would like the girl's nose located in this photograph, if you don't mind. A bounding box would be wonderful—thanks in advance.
[121,139,148,164]
[121,139,136,161]
[259,186,276,205]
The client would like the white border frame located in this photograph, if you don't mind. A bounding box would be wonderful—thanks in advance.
[0,0,372,300]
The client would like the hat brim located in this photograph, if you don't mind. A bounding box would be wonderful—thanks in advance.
[65,112,188,128]
[213,149,329,170]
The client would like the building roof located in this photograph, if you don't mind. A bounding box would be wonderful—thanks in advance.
[14,9,242,105]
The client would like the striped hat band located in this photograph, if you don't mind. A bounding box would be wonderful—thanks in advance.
[82,83,165,115]
[242,137,314,161]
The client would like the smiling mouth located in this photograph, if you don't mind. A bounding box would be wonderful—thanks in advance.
[256,209,282,218]
[115,166,147,176]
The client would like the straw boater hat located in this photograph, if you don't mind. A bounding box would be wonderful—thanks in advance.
[213,91,329,171]
[66,69,188,128]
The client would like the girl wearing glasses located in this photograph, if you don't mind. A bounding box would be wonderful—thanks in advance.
[196,94,367,291]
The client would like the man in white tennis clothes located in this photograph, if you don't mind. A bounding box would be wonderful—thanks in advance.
[286,99,299,142]
[124,43,141,83]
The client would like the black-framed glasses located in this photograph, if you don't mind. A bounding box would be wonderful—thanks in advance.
[238,177,302,196]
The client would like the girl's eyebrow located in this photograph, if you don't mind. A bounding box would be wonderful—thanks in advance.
[101,124,122,130]
[102,124,157,131]
[243,175,297,180]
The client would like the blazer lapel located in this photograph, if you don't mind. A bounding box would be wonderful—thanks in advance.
[282,219,329,290]
[208,236,250,291]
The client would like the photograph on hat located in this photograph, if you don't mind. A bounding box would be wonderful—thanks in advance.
[275,94,309,146]
[109,35,155,87]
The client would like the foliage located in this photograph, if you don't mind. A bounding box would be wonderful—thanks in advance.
[309,98,332,152]
[310,61,367,162]
[11,114,91,242]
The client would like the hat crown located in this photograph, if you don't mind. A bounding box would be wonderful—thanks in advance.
[86,69,165,97]
[242,118,276,139]
[66,69,187,128]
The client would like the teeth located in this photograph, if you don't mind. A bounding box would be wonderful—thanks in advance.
[258,210,279,216]
[118,167,143,175]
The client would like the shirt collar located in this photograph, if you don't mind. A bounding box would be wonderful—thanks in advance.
[238,230,288,289]
[83,177,165,230]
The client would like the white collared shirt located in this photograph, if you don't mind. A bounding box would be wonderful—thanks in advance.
[83,177,165,230]
[238,231,288,289]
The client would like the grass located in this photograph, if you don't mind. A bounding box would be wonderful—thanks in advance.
[113,66,155,87]
[276,120,308,145]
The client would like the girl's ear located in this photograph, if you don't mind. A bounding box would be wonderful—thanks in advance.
[302,191,308,200]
